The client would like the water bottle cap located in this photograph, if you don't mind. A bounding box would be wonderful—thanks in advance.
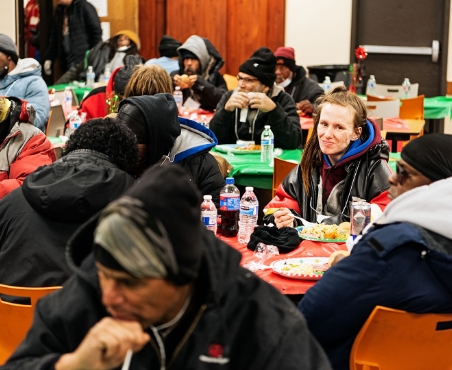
[245,187,254,191]
[225,177,235,184]
[175,86,181,91]
[264,125,270,129]
[203,195,212,200]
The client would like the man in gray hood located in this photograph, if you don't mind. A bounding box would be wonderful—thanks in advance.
[171,35,227,112]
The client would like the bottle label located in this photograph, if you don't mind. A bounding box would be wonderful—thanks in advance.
[261,139,274,145]
[202,211,217,226]
[220,196,240,211]
[240,205,259,216]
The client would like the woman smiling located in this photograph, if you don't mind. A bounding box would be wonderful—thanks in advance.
[267,86,392,227]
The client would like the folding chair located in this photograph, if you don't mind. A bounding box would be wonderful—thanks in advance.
[223,74,238,91]
[373,83,419,99]
[272,157,298,197]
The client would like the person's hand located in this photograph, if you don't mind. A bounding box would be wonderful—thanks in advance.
[274,208,295,229]
[174,74,196,89]
[248,92,277,112]
[186,74,197,88]
[44,60,52,75]
[296,100,314,115]
[224,91,250,112]
[55,317,150,370]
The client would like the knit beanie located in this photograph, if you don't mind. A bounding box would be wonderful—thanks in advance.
[239,47,276,87]
[401,134,452,182]
[114,30,141,50]
[0,34,18,64]
[275,46,296,72]
[113,55,143,96]
[159,35,182,58]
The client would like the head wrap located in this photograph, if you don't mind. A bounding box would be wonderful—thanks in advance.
[239,47,276,87]
[401,134,452,182]
[274,46,296,72]
[0,34,18,64]
[114,30,141,50]
[159,35,182,58]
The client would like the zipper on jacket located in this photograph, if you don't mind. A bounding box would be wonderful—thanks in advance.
[149,335,163,367]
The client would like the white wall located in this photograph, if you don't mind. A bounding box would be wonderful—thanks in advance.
[285,0,353,69]
[0,0,17,43]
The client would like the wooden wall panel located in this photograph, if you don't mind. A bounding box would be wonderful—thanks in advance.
[266,0,285,53]
[139,0,166,60]
[99,0,138,39]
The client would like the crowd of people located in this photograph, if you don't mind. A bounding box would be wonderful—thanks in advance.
[0,3,451,368]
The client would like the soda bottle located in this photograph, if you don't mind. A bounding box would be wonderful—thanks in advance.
[238,187,259,244]
[322,76,331,93]
[201,195,217,233]
[63,86,73,118]
[103,66,111,85]
[366,75,376,95]
[261,125,274,163]
[173,86,183,113]
[402,78,411,98]
[218,177,240,237]
[86,66,95,88]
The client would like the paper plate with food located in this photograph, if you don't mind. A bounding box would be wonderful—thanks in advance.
[270,257,330,280]
[296,222,350,242]
[215,144,262,154]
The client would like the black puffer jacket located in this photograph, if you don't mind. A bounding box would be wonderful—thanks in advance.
[4,215,332,370]
[44,0,102,70]
[283,66,324,105]
[0,150,134,287]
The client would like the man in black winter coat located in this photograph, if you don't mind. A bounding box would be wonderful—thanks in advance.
[3,166,332,370]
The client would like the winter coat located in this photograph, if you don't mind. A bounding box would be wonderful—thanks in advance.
[283,66,324,105]
[299,177,452,370]
[0,58,50,131]
[4,215,332,370]
[171,36,227,112]
[0,150,134,288]
[210,85,303,149]
[44,0,102,70]
[266,119,391,224]
[145,56,179,74]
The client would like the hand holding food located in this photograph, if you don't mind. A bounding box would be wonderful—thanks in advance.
[225,91,250,111]
[274,208,295,229]
[174,74,193,89]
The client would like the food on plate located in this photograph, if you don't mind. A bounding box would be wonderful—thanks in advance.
[279,260,329,276]
[234,144,261,151]
[338,222,351,233]
[299,223,349,240]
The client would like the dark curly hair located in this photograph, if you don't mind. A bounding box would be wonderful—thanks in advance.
[63,117,139,172]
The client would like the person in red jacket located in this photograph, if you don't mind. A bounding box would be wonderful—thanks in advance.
[0,96,56,199]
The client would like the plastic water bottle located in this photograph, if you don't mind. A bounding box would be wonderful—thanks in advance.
[367,75,376,95]
[173,86,183,113]
[238,187,259,244]
[261,125,274,163]
[322,76,331,93]
[63,86,72,118]
[66,111,81,138]
[402,78,411,98]
[218,178,240,237]
[103,66,111,85]
[200,114,208,128]
[201,195,217,233]
[86,66,95,88]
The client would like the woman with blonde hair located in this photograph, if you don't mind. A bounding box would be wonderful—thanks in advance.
[266,86,392,226]
[123,64,173,98]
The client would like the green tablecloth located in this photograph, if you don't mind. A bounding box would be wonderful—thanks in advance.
[424,97,452,119]
[212,147,399,189]
[48,83,92,104]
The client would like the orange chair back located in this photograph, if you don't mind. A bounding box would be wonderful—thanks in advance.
[350,306,452,370]
[366,94,397,102]
[0,284,61,365]
[223,74,238,91]
[399,95,425,120]
[272,157,298,197]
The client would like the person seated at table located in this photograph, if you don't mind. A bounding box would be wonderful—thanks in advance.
[171,35,227,112]
[274,46,324,116]
[145,35,182,74]
[0,118,138,288]
[0,33,50,131]
[56,30,142,84]
[116,93,225,206]
[299,133,452,370]
[209,47,302,149]
[0,96,55,199]
[122,63,173,99]
[267,86,391,226]
[78,55,143,120]
[3,165,332,370]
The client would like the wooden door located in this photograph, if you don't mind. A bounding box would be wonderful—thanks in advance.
[351,0,449,97]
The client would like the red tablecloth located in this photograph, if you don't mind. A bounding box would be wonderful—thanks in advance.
[219,235,347,295]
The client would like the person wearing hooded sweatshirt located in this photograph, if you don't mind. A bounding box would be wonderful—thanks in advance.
[266,86,391,226]
[145,35,182,74]
[0,117,138,289]
[3,165,332,370]
[171,35,227,112]
[299,134,452,370]
[210,47,303,149]
[116,93,225,206]
[0,34,50,131]
[274,46,324,116]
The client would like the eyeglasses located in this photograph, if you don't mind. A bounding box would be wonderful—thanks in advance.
[236,75,259,84]
[395,161,414,185]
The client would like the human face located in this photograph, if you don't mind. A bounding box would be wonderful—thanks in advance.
[275,64,291,84]
[237,72,267,93]
[387,159,432,199]
[59,0,73,5]
[117,34,131,48]
[97,263,192,327]
[317,103,361,165]
[0,52,9,79]
[183,58,200,75]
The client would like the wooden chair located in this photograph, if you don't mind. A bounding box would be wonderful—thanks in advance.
[373,83,419,99]
[350,306,452,370]
[0,284,61,365]
[364,99,400,118]
[44,110,53,135]
[223,74,238,91]
[272,157,298,197]
[399,95,425,120]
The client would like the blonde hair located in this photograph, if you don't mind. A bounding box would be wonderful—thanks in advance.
[123,64,173,98]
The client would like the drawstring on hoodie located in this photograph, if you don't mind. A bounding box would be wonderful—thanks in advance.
[234,108,259,142]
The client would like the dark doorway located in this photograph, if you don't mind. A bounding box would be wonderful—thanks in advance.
[351,0,450,98]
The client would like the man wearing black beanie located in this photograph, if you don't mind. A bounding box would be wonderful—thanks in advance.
[145,35,182,74]
[210,46,303,149]
[3,165,332,370]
